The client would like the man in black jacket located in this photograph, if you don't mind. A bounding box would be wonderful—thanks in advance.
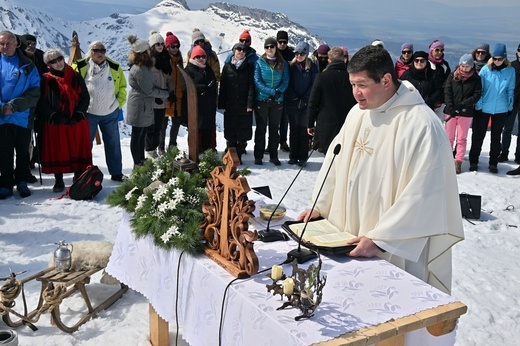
[307,47,356,154]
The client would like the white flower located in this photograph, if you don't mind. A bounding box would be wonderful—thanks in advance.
[172,188,184,202]
[135,195,147,210]
[175,151,186,161]
[166,225,180,237]
[158,202,169,215]
[167,177,179,186]
[160,232,171,243]
[153,184,169,202]
[125,186,138,201]
[151,168,164,181]
[167,199,179,210]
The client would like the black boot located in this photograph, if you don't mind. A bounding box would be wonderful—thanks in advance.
[507,166,520,175]
[53,173,65,193]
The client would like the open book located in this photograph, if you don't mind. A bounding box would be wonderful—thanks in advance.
[287,218,357,247]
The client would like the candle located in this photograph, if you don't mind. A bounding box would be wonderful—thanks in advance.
[271,265,283,281]
[283,278,294,295]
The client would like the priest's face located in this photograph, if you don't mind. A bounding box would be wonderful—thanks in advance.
[349,71,393,110]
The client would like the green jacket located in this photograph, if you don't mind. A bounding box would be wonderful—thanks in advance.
[72,57,127,108]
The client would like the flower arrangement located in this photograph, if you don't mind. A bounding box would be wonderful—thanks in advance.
[107,147,226,254]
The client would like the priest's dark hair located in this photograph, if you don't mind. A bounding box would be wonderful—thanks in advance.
[348,45,399,86]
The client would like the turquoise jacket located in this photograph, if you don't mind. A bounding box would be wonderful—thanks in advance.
[254,56,289,102]
[0,49,41,129]
[476,63,515,114]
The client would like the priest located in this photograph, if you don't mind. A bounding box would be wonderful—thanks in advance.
[298,45,464,294]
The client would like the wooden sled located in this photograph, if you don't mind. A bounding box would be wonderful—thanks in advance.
[1,267,127,333]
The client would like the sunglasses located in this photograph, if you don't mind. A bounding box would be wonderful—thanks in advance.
[476,50,487,55]
[26,41,36,46]
[92,48,106,54]
[414,58,427,63]
[155,42,164,46]
[318,56,328,61]
[234,47,244,52]
[193,55,206,60]
[168,44,180,49]
[493,57,504,62]
[434,48,444,52]
[264,45,275,49]
[294,52,306,56]
[194,39,205,45]
[239,39,250,43]
[401,50,412,55]
[48,56,64,64]
[278,40,287,44]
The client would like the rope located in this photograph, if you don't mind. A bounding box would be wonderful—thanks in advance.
[0,278,22,312]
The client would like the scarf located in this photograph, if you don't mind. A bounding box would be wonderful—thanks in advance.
[453,66,474,81]
[43,65,81,118]
[189,59,206,69]
[152,49,173,75]
[231,56,245,69]
[428,51,444,64]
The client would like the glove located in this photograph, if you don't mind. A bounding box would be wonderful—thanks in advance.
[155,98,163,105]
[167,91,175,103]
[274,91,282,100]
[207,80,215,88]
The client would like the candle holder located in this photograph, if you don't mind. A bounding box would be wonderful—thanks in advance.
[266,257,327,320]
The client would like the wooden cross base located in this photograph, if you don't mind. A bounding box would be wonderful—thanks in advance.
[203,248,251,279]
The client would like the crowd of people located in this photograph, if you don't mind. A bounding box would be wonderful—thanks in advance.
[1,26,519,200]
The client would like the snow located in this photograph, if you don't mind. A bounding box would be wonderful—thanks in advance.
[2,113,520,345]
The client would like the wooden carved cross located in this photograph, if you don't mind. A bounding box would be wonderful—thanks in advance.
[201,148,258,277]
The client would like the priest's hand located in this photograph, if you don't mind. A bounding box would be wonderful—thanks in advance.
[296,208,320,222]
[347,236,382,258]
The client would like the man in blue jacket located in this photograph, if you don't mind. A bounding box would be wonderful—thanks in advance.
[0,30,41,199]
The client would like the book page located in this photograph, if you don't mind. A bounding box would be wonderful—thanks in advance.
[288,219,356,247]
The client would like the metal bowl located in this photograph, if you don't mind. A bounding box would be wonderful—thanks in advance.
[259,204,286,220]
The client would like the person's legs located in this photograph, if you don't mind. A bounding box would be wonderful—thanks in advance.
[254,102,268,162]
[489,112,507,167]
[500,109,516,160]
[469,112,490,167]
[297,125,309,162]
[455,116,473,164]
[95,109,123,176]
[152,109,165,150]
[169,116,181,147]
[0,124,15,196]
[13,125,32,197]
[130,126,146,166]
[445,117,457,150]
[267,103,283,162]
[88,113,102,145]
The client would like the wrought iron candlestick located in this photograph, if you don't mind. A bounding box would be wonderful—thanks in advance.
[266,257,326,320]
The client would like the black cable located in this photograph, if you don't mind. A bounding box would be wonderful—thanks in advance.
[217,263,285,346]
[174,250,186,346]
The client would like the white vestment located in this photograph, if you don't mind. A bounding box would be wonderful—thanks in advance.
[313,81,464,294]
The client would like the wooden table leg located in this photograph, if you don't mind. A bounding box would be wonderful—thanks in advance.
[149,304,169,346]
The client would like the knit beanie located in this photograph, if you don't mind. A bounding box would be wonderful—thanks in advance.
[276,30,288,42]
[317,44,330,55]
[430,40,444,50]
[412,51,429,60]
[401,43,413,51]
[148,30,164,46]
[165,32,180,47]
[476,43,490,53]
[190,45,206,59]
[459,53,474,67]
[294,41,309,55]
[127,34,149,53]
[191,28,205,44]
[264,37,277,47]
[371,40,384,48]
[22,34,37,43]
[239,30,251,42]
[492,43,507,58]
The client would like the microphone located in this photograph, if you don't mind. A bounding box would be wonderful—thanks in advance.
[257,140,320,242]
[287,143,341,263]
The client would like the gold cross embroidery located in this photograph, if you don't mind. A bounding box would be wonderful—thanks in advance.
[354,128,374,156]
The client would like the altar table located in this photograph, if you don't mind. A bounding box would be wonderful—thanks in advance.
[106,212,466,346]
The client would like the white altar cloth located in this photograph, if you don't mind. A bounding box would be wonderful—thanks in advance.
[106,212,458,345]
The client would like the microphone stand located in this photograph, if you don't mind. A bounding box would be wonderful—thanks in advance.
[257,141,320,242]
[287,144,341,263]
